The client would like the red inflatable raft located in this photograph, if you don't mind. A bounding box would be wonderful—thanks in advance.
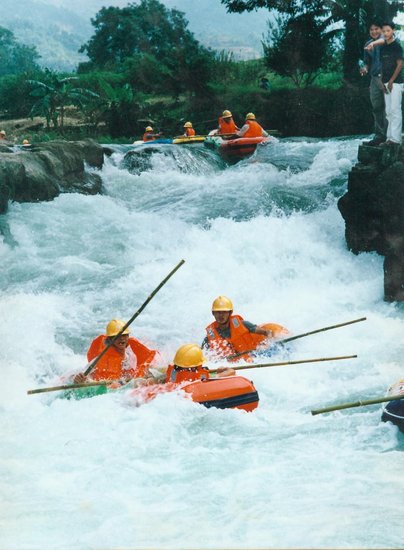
[129,375,259,412]
[220,136,269,161]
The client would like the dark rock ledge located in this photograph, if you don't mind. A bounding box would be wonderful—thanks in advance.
[0,139,104,214]
[338,144,404,302]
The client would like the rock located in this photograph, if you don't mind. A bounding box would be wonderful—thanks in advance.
[338,143,404,302]
[0,139,104,214]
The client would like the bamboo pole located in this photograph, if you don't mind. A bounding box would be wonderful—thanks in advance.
[83,259,185,376]
[227,317,366,361]
[27,381,109,395]
[311,393,404,416]
[209,354,357,373]
[280,317,367,345]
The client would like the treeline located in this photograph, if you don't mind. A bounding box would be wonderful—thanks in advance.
[0,0,401,139]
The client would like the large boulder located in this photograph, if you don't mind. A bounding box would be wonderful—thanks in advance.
[0,139,104,214]
[338,144,404,302]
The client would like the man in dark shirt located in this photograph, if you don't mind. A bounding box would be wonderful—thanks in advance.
[361,22,387,146]
[380,22,403,145]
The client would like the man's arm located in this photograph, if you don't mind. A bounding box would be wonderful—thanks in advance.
[243,321,273,337]
[236,124,248,137]
[365,37,384,51]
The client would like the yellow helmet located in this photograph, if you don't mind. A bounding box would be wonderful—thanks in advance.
[212,295,233,311]
[145,126,153,132]
[0,130,6,136]
[222,110,232,118]
[246,112,256,120]
[106,319,130,337]
[184,121,193,128]
[173,343,206,368]
[22,139,29,145]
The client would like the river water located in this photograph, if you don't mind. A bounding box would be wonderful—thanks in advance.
[1,138,403,549]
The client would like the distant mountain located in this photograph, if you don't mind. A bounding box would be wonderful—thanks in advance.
[0,0,270,71]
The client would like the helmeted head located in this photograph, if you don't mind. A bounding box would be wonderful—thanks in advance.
[22,139,30,146]
[106,319,130,337]
[212,296,233,326]
[222,110,232,119]
[246,112,256,120]
[0,130,6,138]
[184,121,193,128]
[145,126,153,132]
[212,295,233,312]
[173,343,206,369]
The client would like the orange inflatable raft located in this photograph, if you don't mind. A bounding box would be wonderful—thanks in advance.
[129,375,259,412]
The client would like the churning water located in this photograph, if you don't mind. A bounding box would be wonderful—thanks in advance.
[1,138,403,549]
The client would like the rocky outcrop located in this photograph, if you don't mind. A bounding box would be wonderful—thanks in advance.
[338,144,404,302]
[0,139,104,214]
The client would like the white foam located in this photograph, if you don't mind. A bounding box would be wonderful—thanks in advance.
[0,137,402,549]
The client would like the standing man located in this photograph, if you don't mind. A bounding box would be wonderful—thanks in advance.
[380,22,403,145]
[361,22,387,146]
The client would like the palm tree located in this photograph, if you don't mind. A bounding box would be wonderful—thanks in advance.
[28,70,99,130]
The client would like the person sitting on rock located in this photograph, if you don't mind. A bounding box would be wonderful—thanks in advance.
[236,113,268,138]
[73,319,160,384]
[183,122,196,137]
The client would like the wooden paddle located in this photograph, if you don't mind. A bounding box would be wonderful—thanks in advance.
[209,354,357,373]
[311,393,404,416]
[226,317,366,361]
[83,259,185,377]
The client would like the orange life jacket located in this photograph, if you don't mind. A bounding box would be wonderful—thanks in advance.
[165,364,210,383]
[185,128,196,137]
[143,133,155,142]
[243,120,264,138]
[218,117,238,135]
[205,314,264,360]
[87,335,158,381]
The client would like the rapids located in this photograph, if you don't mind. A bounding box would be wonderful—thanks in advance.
[1,138,403,549]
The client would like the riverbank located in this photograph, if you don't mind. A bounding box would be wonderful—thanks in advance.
[0,85,374,143]
[0,139,103,214]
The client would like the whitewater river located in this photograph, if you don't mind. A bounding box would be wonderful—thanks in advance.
[1,137,403,549]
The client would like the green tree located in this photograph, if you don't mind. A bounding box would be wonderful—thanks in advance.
[28,70,99,130]
[0,26,40,76]
[263,12,337,86]
[79,0,214,97]
[221,0,403,82]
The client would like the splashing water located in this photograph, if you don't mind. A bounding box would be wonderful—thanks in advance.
[0,138,403,550]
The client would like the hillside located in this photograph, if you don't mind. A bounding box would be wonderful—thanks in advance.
[0,0,270,71]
